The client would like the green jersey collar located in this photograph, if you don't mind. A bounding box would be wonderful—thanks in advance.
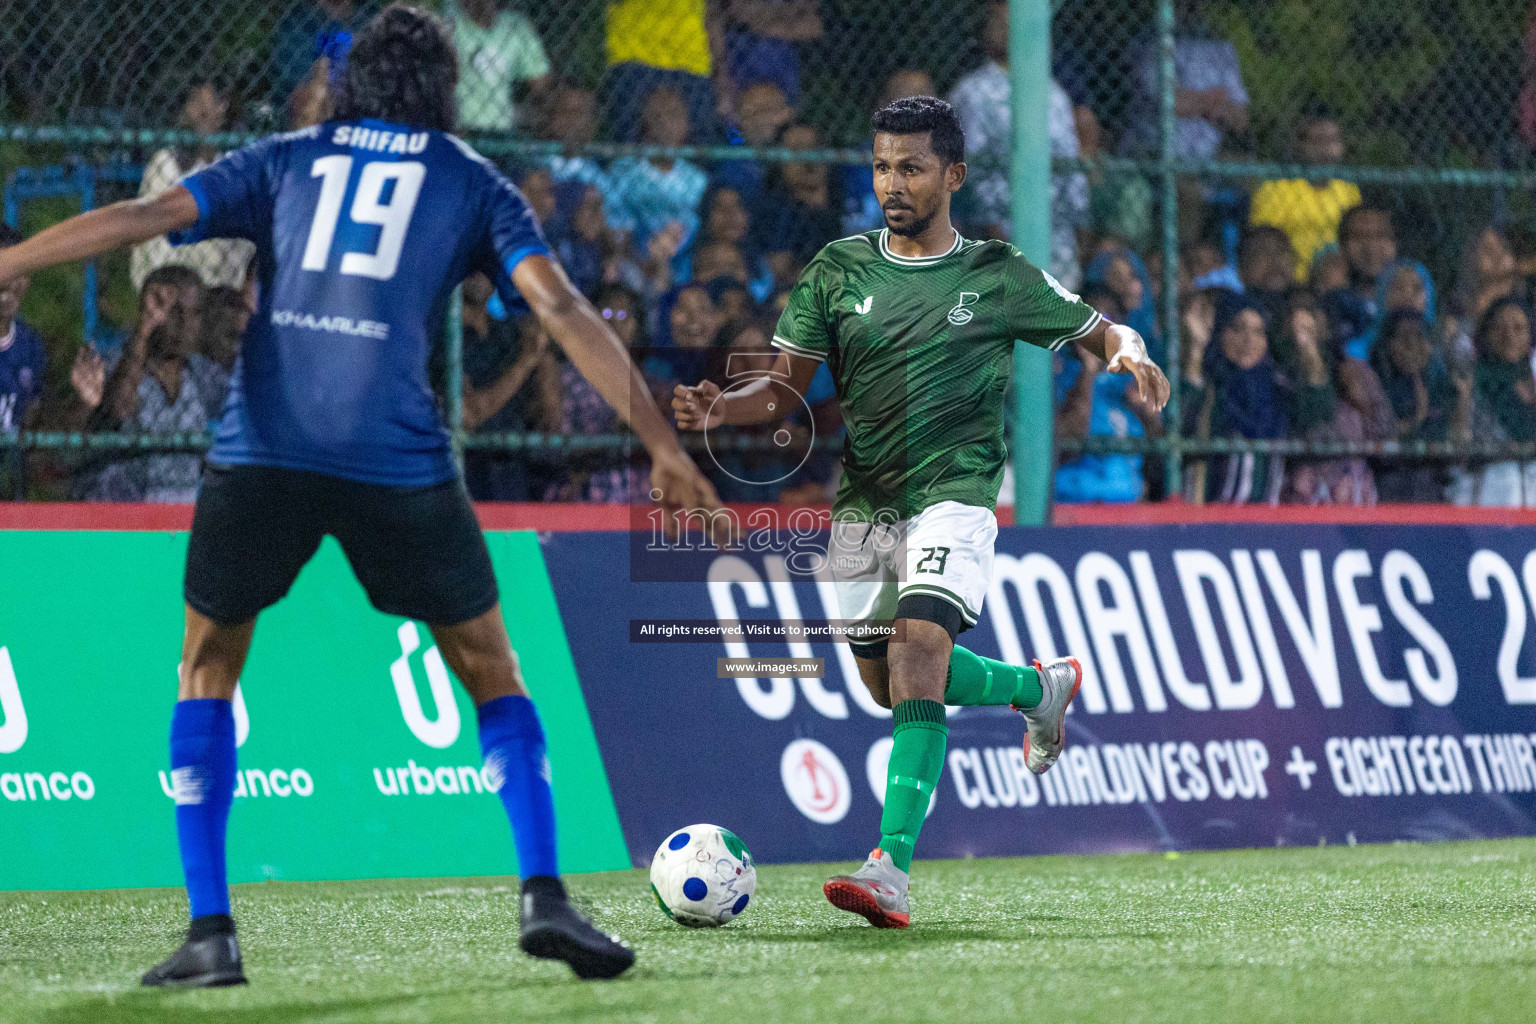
[877,227,963,266]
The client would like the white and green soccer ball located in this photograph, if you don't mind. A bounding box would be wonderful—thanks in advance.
[649,824,756,927]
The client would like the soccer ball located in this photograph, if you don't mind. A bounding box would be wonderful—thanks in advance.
[649,824,756,927]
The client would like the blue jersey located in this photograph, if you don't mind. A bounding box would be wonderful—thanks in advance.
[0,319,46,431]
[171,119,550,485]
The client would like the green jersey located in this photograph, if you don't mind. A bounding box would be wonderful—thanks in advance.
[772,228,1101,520]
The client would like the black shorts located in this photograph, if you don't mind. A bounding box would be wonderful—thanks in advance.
[185,463,499,626]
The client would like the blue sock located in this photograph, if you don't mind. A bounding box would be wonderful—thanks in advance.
[478,695,559,880]
[169,698,238,921]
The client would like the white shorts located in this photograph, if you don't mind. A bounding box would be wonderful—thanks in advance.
[827,500,997,654]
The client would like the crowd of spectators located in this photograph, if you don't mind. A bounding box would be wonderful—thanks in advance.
[8,0,1536,508]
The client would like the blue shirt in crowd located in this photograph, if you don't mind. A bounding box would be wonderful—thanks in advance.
[0,319,46,431]
[1053,357,1146,504]
[171,119,550,486]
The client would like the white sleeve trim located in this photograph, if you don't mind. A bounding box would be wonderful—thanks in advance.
[1048,310,1104,351]
[771,335,827,362]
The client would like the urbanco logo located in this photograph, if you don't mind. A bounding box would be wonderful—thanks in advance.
[0,646,28,754]
[372,623,489,798]
[159,668,312,801]
[0,645,97,802]
[781,738,851,824]
[391,622,462,749]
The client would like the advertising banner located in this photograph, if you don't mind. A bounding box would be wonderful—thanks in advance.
[545,523,1536,867]
[0,531,628,890]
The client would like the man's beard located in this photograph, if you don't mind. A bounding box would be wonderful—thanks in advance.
[885,205,935,238]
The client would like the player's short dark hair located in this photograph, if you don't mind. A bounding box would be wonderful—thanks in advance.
[0,224,22,249]
[871,95,965,166]
[334,4,457,133]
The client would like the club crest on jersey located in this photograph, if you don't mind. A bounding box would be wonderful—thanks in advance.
[947,292,980,325]
[854,296,873,315]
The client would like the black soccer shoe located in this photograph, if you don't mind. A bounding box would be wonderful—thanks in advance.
[141,916,248,988]
[518,877,635,980]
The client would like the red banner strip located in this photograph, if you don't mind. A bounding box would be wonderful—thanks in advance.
[2,500,1534,532]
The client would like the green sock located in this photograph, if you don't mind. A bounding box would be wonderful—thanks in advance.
[944,645,1043,710]
[877,699,949,873]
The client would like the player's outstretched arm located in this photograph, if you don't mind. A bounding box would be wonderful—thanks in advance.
[1080,320,1171,413]
[0,187,199,284]
[511,253,722,528]
[671,351,819,430]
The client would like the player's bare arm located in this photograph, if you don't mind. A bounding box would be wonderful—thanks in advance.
[0,186,198,430]
[670,350,820,431]
[512,253,721,526]
[0,186,198,285]
[1077,317,1171,413]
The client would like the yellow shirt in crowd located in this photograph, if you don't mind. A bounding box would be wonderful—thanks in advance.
[1249,178,1362,280]
[607,0,712,76]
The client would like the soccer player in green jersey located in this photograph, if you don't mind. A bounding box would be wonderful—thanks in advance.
[674,96,1169,928]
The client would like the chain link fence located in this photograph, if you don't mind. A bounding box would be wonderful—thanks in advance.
[3,0,1536,506]
[1,1,1025,140]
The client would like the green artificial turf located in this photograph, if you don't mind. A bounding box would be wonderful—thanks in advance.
[3,838,1534,1024]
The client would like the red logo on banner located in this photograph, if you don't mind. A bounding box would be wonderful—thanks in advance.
[780,739,851,823]
[801,748,840,813]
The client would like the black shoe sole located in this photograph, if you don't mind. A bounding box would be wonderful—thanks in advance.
[142,970,248,989]
[520,924,635,980]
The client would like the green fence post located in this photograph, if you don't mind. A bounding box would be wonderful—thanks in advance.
[1009,0,1053,525]
[446,284,465,473]
[1158,0,1183,498]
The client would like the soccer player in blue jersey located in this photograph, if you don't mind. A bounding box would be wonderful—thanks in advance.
[0,5,720,986]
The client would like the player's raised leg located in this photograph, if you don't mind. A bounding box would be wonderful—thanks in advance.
[141,607,253,988]
[430,607,635,980]
[944,647,1083,774]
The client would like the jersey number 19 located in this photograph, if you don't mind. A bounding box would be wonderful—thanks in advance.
[301,156,425,281]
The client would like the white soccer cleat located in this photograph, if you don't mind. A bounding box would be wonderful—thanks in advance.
[823,848,911,928]
[1016,656,1083,775]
